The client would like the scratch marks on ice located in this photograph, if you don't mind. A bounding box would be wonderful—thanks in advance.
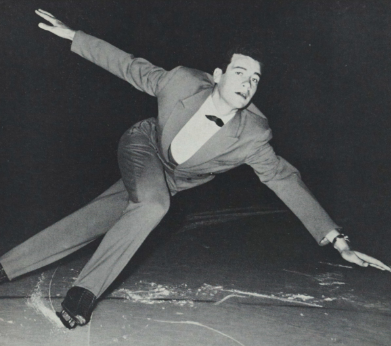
[111,282,324,308]
[26,273,64,328]
[152,319,246,346]
[283,269,347,286]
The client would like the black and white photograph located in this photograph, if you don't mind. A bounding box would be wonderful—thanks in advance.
[0,1,391,345]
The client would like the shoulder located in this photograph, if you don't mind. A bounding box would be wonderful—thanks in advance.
[238,104,273,147]
[158,66,214,98]
[242,104,270,133]
[168,66,214,85]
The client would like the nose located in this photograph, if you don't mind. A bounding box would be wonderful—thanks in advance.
[241,79,251,92]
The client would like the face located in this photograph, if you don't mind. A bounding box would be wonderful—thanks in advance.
[213,53,261,112]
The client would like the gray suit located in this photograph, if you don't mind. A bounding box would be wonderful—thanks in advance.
[0,32,339,297]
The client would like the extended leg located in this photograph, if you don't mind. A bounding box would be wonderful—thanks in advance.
[0,179,129,280]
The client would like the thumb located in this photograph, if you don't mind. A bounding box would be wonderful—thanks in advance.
[342,251,368,267]
[38,23,53,31]
[357,260,369,267]
[352,252,368,267]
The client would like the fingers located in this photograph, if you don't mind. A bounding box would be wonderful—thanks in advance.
[341,250,363,266]
[370,262,391,272]
[354,251,391,272]
[35,10,74,40]
[36,9,55,17]
[369,263,387,271]
[340,250,386,270]
[35,9,57,25]
[38,23,54,32]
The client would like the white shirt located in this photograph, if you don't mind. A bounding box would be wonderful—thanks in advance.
[170,95,236,164]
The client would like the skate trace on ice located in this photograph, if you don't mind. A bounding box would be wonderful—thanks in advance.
[283,269,347,286]
[112,282,327,307]
[221,288,323,307]
[27,273,64,328]
[315,273,346,286]
[214,294,247,305]
[318,262,353,269]
[48,266,59,313]
[153,319,246,346]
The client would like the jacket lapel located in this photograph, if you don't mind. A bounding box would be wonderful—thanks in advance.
[179,109,243,169]
[161,88,212,161]
[161,88,246,168]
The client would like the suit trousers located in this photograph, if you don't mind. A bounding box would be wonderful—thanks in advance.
[0,119,171,297]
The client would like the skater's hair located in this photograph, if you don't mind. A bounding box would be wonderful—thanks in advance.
[218,42,264,73]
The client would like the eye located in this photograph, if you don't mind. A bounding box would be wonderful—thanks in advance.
[235,71,243,76]
[252,78,259,85]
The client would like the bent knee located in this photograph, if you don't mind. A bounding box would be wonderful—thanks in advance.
[125,197,170,218]
[145,198,170,217]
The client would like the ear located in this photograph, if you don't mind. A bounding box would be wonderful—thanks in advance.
[213,68,223,84]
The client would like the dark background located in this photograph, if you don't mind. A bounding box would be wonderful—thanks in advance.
[1,0,391,257]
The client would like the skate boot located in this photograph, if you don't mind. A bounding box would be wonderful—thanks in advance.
[56,286,97,329]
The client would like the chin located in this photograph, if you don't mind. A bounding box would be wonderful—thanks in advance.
[238,101,251,109]
[228,96,250,110]
[235,98,251,109]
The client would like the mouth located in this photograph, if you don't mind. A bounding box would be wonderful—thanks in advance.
[235,92,248,100]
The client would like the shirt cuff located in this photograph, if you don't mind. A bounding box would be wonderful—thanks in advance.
[70,30,84,53]
[319,229,340,245]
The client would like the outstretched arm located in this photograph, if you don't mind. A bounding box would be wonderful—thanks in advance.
[35,9,175,97]
[35,9,76,41]
[246,130,391,273]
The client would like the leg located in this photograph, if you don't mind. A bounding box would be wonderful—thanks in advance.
[73,126,170,297]
[58,124,170,328]
[0,179,129,280]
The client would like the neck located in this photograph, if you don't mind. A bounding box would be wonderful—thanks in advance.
[211,88,237,116]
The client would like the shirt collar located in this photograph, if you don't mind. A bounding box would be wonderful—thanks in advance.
[202,95,236,119]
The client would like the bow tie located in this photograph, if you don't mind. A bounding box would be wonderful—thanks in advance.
[205,115,224,127]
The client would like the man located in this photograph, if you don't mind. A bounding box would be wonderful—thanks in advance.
[0,9,389,329]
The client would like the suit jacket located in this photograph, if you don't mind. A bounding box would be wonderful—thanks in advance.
[71,31,339,244]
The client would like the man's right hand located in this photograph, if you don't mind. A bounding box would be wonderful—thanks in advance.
[35,9,76,41]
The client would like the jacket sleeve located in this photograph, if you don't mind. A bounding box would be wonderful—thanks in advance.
[70,31,176,97]
[245,130,340,245]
